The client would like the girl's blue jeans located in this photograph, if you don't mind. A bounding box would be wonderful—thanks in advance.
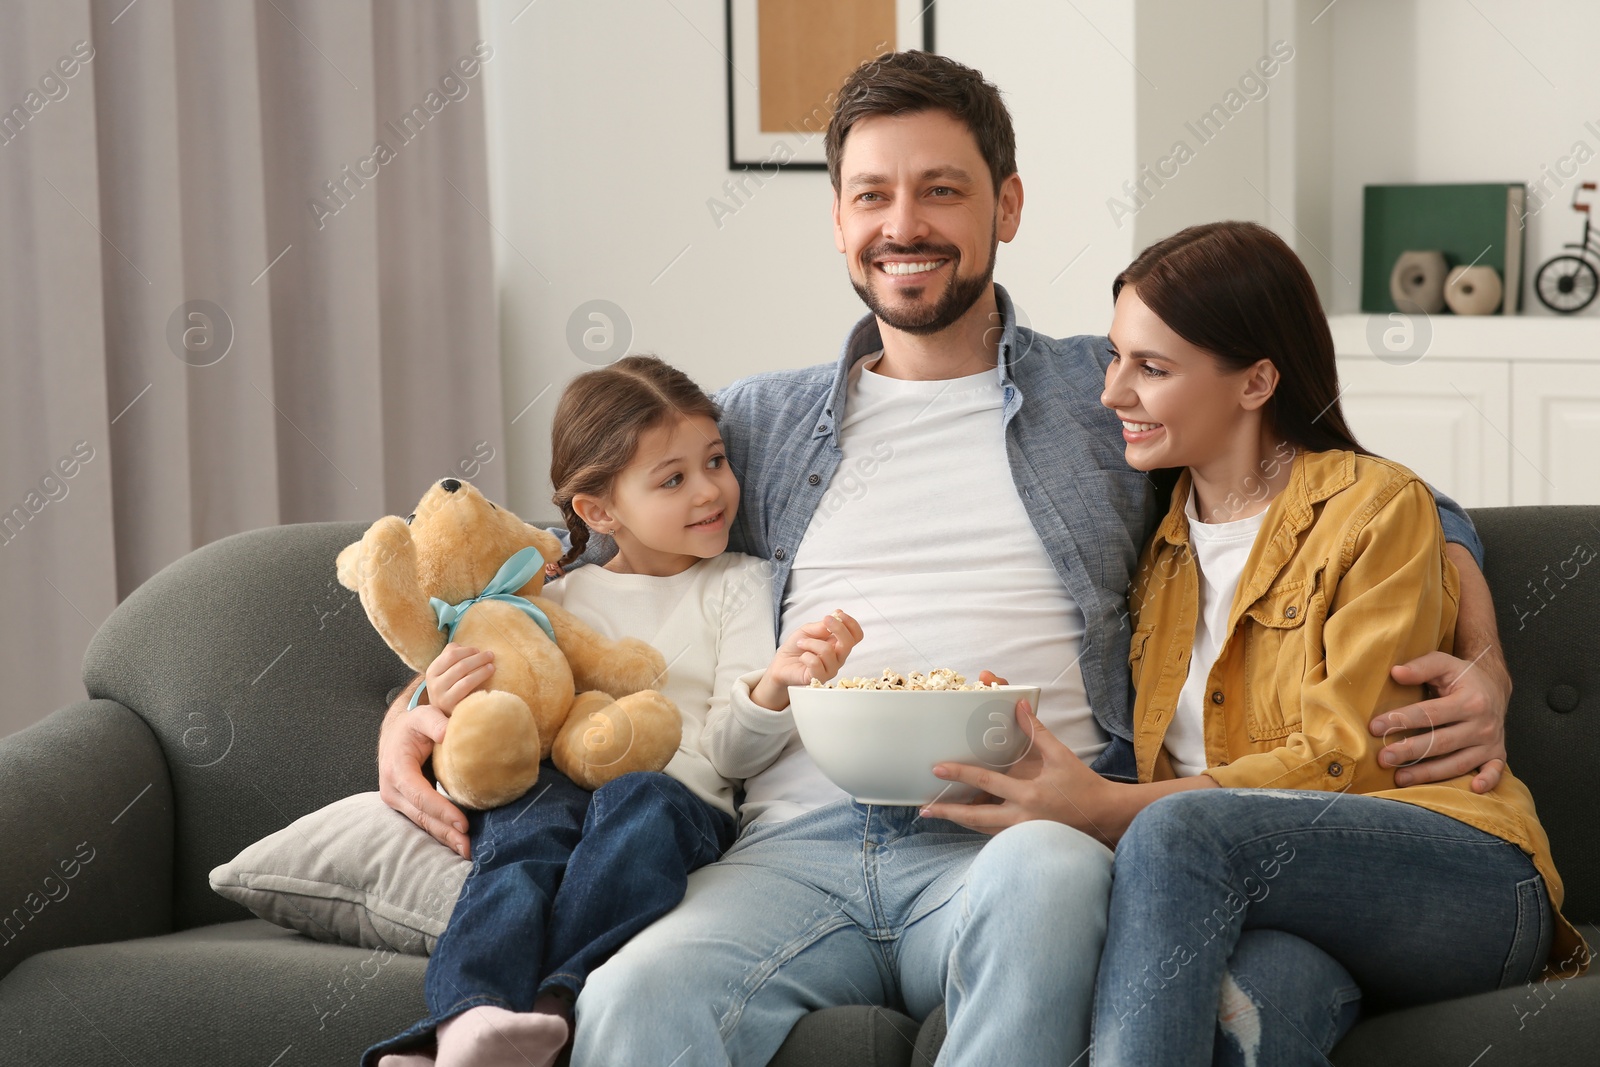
[361,763,736,1066]
[1091,788,1554,1067]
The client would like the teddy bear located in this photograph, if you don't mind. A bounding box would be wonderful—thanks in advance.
[336,477,683,809]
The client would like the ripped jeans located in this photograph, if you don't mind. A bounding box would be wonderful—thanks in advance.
[1091,790,1553,1067]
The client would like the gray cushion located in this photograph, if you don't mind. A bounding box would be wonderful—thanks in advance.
[81,521,415,931]
[914,1003,946,1063]
[1329,930,1600,1067]
[770,1004,921,1067]
[0,919,426,1066]
[1472,507,1600,924]
[209,791,470,955]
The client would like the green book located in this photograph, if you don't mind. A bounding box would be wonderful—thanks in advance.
[1361,183,1527,314]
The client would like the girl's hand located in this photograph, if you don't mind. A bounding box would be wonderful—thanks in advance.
[423,642,496,714]
[920,699,1117,844]
[750,610,864,711]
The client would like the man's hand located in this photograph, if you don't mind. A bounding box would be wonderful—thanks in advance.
[378,657,486,860]
[1372,650,1510,793]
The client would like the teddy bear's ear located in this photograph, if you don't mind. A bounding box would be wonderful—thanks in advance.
[336,541,363,591]
[530,526,564,569]
[510,525,565,597]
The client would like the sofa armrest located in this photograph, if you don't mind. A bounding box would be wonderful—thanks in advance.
[0,700,174,982]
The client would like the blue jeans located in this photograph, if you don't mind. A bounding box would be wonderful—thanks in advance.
[361,764,736,1066]
[1091,789,1555,1067]
[572,798,1115,1066]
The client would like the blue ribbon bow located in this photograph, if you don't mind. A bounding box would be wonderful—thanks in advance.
[407,545,556,710]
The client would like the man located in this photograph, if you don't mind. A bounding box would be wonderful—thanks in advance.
[379,51,1512,1064]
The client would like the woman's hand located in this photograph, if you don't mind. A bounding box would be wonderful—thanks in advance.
[751,610,864,711]
[920,695,1119,846]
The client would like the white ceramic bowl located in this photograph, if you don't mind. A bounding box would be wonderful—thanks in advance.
[787,684,1041,806]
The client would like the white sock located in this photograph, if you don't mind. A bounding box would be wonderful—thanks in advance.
[434,1004,569,1067]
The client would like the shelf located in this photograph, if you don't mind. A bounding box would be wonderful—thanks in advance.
[1327,314,1600,363]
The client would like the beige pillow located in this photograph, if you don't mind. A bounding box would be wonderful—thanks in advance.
[209,790,470,955]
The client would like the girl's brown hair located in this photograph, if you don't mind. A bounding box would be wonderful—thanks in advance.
[1113,221,1367,455]
[549,355,722,570]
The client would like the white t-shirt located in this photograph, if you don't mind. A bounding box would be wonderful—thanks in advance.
[1166,488,1267,777]
[742,353,1102,826]
[540,552,793,817]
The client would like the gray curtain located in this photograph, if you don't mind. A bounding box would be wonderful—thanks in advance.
[0,0,505,737]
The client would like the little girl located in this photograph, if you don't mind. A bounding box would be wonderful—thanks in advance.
[365,355,862,1067]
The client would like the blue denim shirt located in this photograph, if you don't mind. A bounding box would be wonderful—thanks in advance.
[581,284,1483,777]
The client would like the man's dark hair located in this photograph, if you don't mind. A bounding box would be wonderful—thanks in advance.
[824,51,1017,197]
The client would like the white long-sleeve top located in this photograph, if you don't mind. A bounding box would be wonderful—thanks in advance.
[540,552,793,818]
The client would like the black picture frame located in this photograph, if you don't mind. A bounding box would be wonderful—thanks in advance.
[725,0,937,172]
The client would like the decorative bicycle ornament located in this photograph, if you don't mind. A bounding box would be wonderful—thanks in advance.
[1535,181,1599,313]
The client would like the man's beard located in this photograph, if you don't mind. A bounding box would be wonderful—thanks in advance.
[849,227,999,336]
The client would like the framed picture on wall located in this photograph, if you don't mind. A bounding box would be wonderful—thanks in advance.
[725,0,937,171]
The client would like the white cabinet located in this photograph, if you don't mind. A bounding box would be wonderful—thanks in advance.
[1332,358,1511,507]
[1511,363,1600,506]
[1329,317,1600,509]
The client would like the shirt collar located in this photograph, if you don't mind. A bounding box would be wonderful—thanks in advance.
[819,283,1021,440]
[1154,449,1360,550]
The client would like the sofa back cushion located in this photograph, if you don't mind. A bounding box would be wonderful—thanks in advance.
[83,521,413,930]
[1471,506,1600,925]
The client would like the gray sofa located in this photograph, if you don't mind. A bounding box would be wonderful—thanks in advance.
[1,509,1595,1066]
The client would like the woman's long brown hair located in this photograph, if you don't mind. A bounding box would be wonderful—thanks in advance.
[1113,221,1367,455]
[549,355,722,570]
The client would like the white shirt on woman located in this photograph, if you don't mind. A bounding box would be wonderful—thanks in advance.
[1165,487,1268,777]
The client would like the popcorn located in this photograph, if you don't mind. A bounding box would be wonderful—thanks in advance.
[808,668,998,691]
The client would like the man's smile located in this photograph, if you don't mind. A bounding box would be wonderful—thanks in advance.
[877,259,947,276]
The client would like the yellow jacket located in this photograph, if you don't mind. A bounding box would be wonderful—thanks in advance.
[1127,449,1587,980]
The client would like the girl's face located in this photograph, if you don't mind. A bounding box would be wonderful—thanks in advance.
[589,413,740,576]
[1101,285,1274,472]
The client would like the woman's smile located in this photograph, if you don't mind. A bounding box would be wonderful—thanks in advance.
[1119,419,1164,443]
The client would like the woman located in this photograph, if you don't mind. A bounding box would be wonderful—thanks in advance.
[925,221,1587,1065]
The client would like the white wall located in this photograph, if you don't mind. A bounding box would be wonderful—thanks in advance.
[1129,0,1272,249]
[478,0,1137,519]
[1128,0,1338,304]
[1329,0,1600,313]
